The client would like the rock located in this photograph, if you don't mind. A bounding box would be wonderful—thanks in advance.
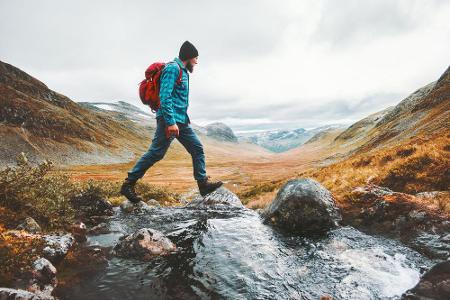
[16,217,42,234]
[70,190,114,223]
[262,178,341,234]
[205,122,238,142]
[42,234,74,263]
[0,287,53,300]
[408,210,427,222]
[402,260,450,299]
[87,223,110,235]
[146,199,161,207]
[31,257,57,286]
[27,257,57,299]
[120,200,152,213]
[70,221,87,242]
[186,186,243,209]
[352,184,395,200]
[113,228,176,260]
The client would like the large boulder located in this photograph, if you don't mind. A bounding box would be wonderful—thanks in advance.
[402,260,450,299]
[113,228,176,260]
[186,186,243,209]
[262,178,341,234]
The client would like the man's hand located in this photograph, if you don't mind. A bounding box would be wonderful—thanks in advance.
[166,124,179,138]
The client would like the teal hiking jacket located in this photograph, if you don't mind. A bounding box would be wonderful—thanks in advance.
[156,57,190,125]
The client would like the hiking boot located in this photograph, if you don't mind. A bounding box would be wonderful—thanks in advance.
[197,176,223,196]
[120,178,143,204]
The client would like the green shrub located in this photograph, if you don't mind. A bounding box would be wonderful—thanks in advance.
[0,153,76,230]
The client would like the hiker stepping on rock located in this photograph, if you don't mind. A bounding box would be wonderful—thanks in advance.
[121,41,223,203]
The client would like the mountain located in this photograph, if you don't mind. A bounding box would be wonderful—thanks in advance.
[239,125,345,152]
[0,60,153,166]
[78,101,155,125]
[205,122,238,143]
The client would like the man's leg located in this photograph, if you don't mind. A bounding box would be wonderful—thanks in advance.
[127,117,173,181]
[176,123,223,196]
[176,123,207,181]
[121,117,173,203]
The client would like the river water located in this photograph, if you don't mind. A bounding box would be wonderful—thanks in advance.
[58,206,432,300]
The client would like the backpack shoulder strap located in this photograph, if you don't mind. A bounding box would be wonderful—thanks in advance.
[169,60,183,85]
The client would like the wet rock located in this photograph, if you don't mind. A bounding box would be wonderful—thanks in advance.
[262,178,341,234]
[16,217,42,234]
[87,223,110,235]
[402,260,450,299]
[345,184,450,259]
[120,200,152,213]
[0,287,53,299]
[408,210,427,222]
[70,190,114,223]
[113,228,176,260]
[146,199,161,207]
[42,234,74,263]
[31,257,57,286]
[27,257,57,299]
[70,221,87,242]
[54,244,108,281]
[186,186,243,209]
[413,233,450,260]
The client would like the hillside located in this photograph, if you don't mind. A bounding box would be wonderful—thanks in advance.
[0,61,151,166]
[245,66,450,209]
[0,61,270,168]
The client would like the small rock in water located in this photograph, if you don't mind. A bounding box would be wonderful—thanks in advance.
[146,199,161,207]
[186,186,243,209]
[87,222,110,235]
[113,228,176,260]
[16,217,42,234]
[261,178,341,234]
[402,260,450,299]
[120,200,151,213]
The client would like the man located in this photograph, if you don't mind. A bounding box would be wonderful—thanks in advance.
[121,41,223,203]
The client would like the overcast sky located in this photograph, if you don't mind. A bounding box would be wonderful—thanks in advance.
[1,0,449,133]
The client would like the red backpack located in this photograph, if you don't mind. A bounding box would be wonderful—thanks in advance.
[138,61,182,112]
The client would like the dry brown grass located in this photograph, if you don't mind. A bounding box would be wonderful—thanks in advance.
[298,134,449,211]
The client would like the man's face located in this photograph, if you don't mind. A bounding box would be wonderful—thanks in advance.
[186,56,198,73]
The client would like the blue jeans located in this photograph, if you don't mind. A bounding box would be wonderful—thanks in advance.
[127,116,207,182]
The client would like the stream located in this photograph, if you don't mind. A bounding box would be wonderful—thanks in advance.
[57,206,433,300]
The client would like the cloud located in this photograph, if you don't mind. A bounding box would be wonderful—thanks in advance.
[1,0,449,132]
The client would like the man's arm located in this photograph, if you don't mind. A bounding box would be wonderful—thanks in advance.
[159,63,179,126]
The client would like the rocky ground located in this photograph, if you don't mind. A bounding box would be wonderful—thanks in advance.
[0,179,448,299]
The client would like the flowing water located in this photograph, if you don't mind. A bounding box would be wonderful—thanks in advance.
[58,206,432,300]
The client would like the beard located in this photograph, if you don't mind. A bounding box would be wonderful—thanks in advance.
[186,61,194,73]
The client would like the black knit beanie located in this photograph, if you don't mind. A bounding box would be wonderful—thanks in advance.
[179,41,198,61]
